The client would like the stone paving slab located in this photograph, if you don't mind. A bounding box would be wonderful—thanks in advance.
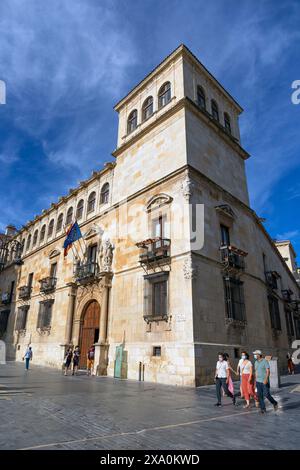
[0,362,300,450]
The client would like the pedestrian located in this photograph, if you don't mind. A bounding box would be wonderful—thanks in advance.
[287,353,295,375]
[223,352,235,396]
[72,346,80,376]
[23,345,33,370]
[64,347,73,376]
[214,352,236,407]
[239,351,256,409]
[87,345,95,376]
[253,350,278,414]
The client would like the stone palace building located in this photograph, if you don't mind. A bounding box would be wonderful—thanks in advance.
[0,45,299,386]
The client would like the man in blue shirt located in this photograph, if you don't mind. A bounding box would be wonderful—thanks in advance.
[253,350,278,414]
[23,346,33,370]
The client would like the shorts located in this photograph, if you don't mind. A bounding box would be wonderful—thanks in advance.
[87,359,94,369]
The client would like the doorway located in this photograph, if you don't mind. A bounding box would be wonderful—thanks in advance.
[79,300,100,368]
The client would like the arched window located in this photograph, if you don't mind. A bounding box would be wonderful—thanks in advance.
[76,199,84,220]
[87,191,96,213]
[142,96,153,121]
[211,100,219,122]
[224,112,231,134]
[40,225,46,244]
[197,86,206,110]
[21,239,25,255]
[26,234,31,252]
[127,109,138,134]
[32,230,38,247]
[66,207,73,226]
[158,82,171,109]
[48,219,54,238]
[56,213,63,233]
[100,183,109,204]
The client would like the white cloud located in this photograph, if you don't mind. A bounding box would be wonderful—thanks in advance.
[275,230,300,241]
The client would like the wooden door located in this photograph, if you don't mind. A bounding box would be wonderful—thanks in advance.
[79,301,100,368]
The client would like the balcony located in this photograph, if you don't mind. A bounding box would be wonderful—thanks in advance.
[136,238,171,269]
[220,245,247,272]
[1,292,11,305]
[39,277,57,294]
[74,261,99,284]
[265,271,280,290]
[18,285,32,300]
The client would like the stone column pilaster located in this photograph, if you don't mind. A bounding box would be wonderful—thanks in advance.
[95,273,112,376]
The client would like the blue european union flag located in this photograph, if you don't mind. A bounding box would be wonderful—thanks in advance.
[63,221,82,256]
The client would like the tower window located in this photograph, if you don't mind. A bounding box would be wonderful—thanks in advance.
[127,109,138,134]
[142,96,154,121]
[56,213,63,233]
[76,199,84,220]
[32,230,38,247]
[197,86,206,110]
[87,191,96,213]
[100,183,109,204]
[66,207,73,226]
[48,219,54,238]
[158,82,171,109]
[211,100,219,122]
[224,112,231,134]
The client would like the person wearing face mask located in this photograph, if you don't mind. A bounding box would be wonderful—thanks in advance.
[253,350,278,414]
[214,353,236,407]
[239,351,255,409]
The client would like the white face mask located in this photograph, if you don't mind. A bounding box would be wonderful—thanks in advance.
[254,354,258,359]
[242,355,246,360]
[218,357,223,362]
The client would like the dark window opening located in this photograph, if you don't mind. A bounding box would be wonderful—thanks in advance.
[158,82,171,109]
[15,306,29,331]
[197,86,206,109]
[37,300,54,330]
[153,346,161,357]
[268,295,281,330]
[223,277,246,322]
[211,100,219,121]
[220,224,230,246]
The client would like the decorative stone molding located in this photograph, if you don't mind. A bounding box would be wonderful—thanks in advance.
[36,326,51,336]
[183,255,198,279]
[215,204,235,219]
[146,193,173,212]
[83,224,104,240]
[225,318,247,328]
[48,249,60,259]
[181,177,194,201]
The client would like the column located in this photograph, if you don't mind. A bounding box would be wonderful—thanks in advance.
[60,282,77,361]
[94,273,112,376]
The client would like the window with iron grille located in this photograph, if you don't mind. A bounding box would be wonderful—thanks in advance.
[223,277,246,322]
[0,310,10,337]
[37,300,54,329]
[285,308,294,337]
[268,295,281,330]
[15,306,29,331]
[144,273,168,321]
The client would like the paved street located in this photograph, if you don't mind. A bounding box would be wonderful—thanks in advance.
[0,362,300,450]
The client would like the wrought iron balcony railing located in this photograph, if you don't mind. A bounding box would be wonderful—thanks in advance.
[18,285,32,300]
[265,271,280,290]
[136,238,171,265]
[74,261,99,283]
[220,245,247,271]
[39,277,57,293]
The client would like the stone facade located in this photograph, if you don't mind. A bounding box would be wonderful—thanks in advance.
[0,44,299,386]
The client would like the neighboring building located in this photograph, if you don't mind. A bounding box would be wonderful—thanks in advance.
[275,240,300,284]
[0,44,299,385]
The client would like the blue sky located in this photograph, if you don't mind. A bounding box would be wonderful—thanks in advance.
[0,0,299,262]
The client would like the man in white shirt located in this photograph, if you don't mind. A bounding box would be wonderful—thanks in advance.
[215,352,236,407]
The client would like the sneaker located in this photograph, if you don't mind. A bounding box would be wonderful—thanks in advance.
[273,402,278,411]
[214,403,222,407]
[233,397,237,405]
[260,410,266,414]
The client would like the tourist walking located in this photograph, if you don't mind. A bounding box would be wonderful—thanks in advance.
[23,346,33,370]
[72,346,80,376]
[223,352,235,396]
[253,350,278,414]
[87,345,95,376]
[64,347,73,376]
[214,353,236,407]
[238,351,256,409]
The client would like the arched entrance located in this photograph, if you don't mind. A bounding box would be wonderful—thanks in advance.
[79,300,100,368]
